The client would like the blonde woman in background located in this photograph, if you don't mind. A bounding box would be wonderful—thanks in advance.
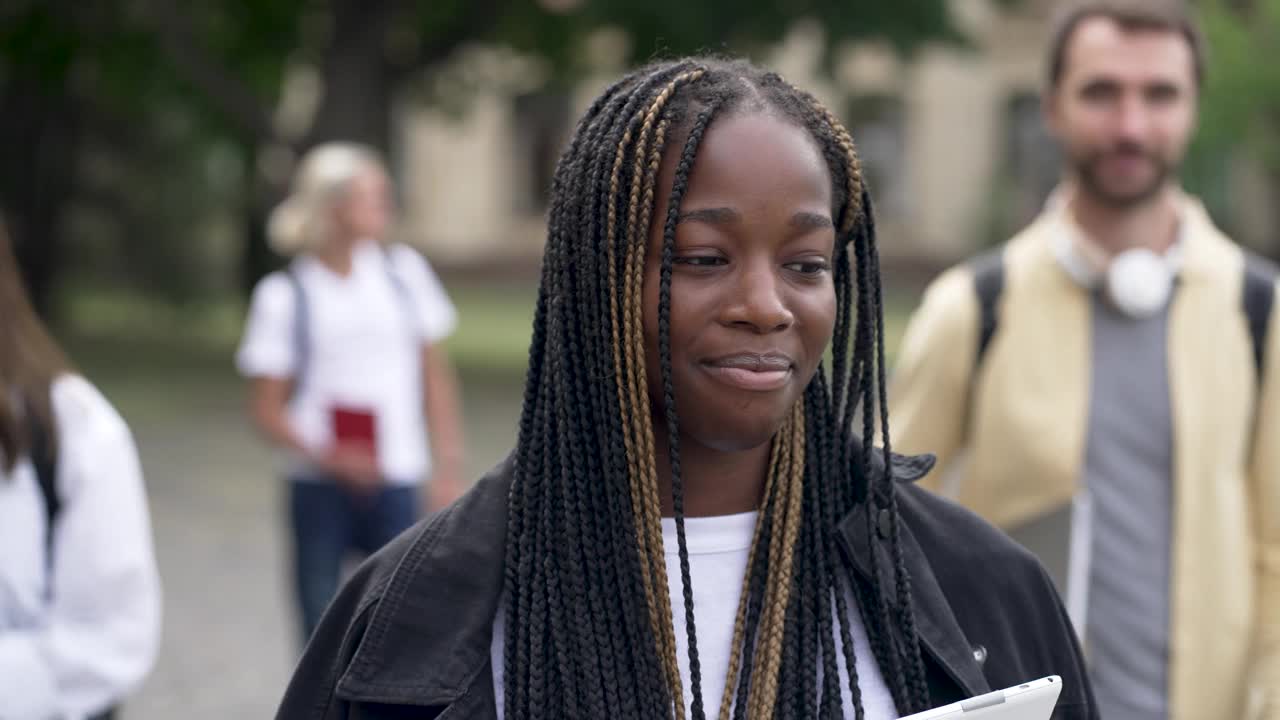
[236,143,465,644]
[0,221,160,720]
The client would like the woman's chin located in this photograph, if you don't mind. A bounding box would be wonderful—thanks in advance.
[689,416,792,454]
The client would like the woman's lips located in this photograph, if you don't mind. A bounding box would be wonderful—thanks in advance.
[702,353,794,392]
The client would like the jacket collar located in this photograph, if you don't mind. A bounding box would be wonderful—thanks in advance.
[333,449,984,712]
[334,455,513,710]
[1036,184,1234,288]
[836,498,991,699]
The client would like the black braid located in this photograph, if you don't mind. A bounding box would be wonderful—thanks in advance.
[832,242,857,442]
[593,65,690,720]
[796,398,824,719]
[506,71,608,719]
[598,61,708,719]
[852,219,913,711]
[773,573,804,720]
[817,401,869,719]
[864,190,931,711]
[559,78,642,719]
[658,101,723,720]
[508,65,686,720]
[590,64,696,720]
[545,118,599,715]
[731,495,775,720]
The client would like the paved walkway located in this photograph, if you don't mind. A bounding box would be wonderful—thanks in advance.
[103,365,519,719]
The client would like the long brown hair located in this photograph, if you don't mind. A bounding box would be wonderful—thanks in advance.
[0,219,72,472]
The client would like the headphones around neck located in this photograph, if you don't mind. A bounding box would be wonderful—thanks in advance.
[1052,224,1183,319]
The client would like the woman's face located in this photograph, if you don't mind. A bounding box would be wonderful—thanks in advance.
[333,167,393,243]
[643,112,837,453]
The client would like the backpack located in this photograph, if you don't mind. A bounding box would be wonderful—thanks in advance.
[969,248,1276,380]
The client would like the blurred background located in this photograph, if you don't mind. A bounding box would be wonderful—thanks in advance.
[1,0,1276,716]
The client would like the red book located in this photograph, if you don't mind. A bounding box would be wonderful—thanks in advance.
[331,406,378,457]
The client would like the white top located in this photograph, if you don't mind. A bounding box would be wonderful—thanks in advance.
[0,375,161,720]
[236,241,457,484]
[491,511,898,719]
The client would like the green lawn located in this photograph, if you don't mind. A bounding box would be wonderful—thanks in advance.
[439,284,539,374]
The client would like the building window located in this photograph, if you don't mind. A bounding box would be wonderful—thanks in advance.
[845,94,908,220]
[1003,91,1061,223]
[512,90,571,214]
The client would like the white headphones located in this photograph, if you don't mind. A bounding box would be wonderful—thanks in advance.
[1052,219,1184,319]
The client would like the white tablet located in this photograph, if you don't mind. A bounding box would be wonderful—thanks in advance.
[898,676,1063,720]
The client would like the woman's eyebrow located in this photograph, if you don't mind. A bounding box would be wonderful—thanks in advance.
[676,207,833,231]
[677,207,741,225]
[790,211,834,231]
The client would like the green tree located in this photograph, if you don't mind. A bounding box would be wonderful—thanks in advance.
[0,2,270,311]
[1,0,966,310]
[1187,0,1280,252]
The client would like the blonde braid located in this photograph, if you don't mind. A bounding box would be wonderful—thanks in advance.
[716,433,784,720]
[609,68,706,717]
[604,102,665,693]
[627,118,684,712]
[805,94,864,232]
[748,402,806,718]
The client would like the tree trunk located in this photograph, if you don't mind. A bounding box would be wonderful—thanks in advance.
[238,0,396,296]
[241,189,280,297]
[239,142,289,295]
[0,78,82,320]
[302,0,397,153]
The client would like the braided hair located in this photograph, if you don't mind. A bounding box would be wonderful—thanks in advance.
[503,56,930,720]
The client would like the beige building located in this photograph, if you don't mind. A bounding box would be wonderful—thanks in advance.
[398,0,1274,270]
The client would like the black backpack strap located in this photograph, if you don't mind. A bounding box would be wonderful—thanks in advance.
[25,405,60,567]
[970,248,1006,369]
[28,402,118,717]
[286,264,310,398]
[287,249,418,398]
[1242,252,1276,383]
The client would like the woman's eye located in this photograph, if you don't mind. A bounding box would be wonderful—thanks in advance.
[784,259,831,275]
[674,256,726,267]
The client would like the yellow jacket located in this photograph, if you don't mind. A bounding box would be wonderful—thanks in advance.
[890,195,1280,720]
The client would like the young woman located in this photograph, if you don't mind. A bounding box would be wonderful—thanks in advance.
[237,143,467,644]
[276,58,1095,720]
[0,222,160,719]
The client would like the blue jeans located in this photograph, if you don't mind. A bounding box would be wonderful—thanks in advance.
[288,477,418,645]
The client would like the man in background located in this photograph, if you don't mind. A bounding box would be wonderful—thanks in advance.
[890,2,1280,718]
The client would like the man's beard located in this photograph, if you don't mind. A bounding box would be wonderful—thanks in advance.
[1072,140,1176,209]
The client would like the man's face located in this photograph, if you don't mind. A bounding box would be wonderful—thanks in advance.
[1046,16,1198,208]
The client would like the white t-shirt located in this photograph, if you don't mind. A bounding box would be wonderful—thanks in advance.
[490,511,898,719]
[0,375,161,720]
[236,240,457,484]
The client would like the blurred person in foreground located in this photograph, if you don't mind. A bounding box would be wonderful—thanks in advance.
[890,1,1280,718]
[236,142,465,645]
[0,221,160,719]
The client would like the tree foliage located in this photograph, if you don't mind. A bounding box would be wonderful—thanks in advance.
[0,0,964,309]
[1185,0,1280,240]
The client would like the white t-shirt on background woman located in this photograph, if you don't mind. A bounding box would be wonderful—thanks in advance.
[236,240,458,485]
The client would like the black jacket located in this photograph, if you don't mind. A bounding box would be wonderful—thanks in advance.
[276,451,1096,719]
